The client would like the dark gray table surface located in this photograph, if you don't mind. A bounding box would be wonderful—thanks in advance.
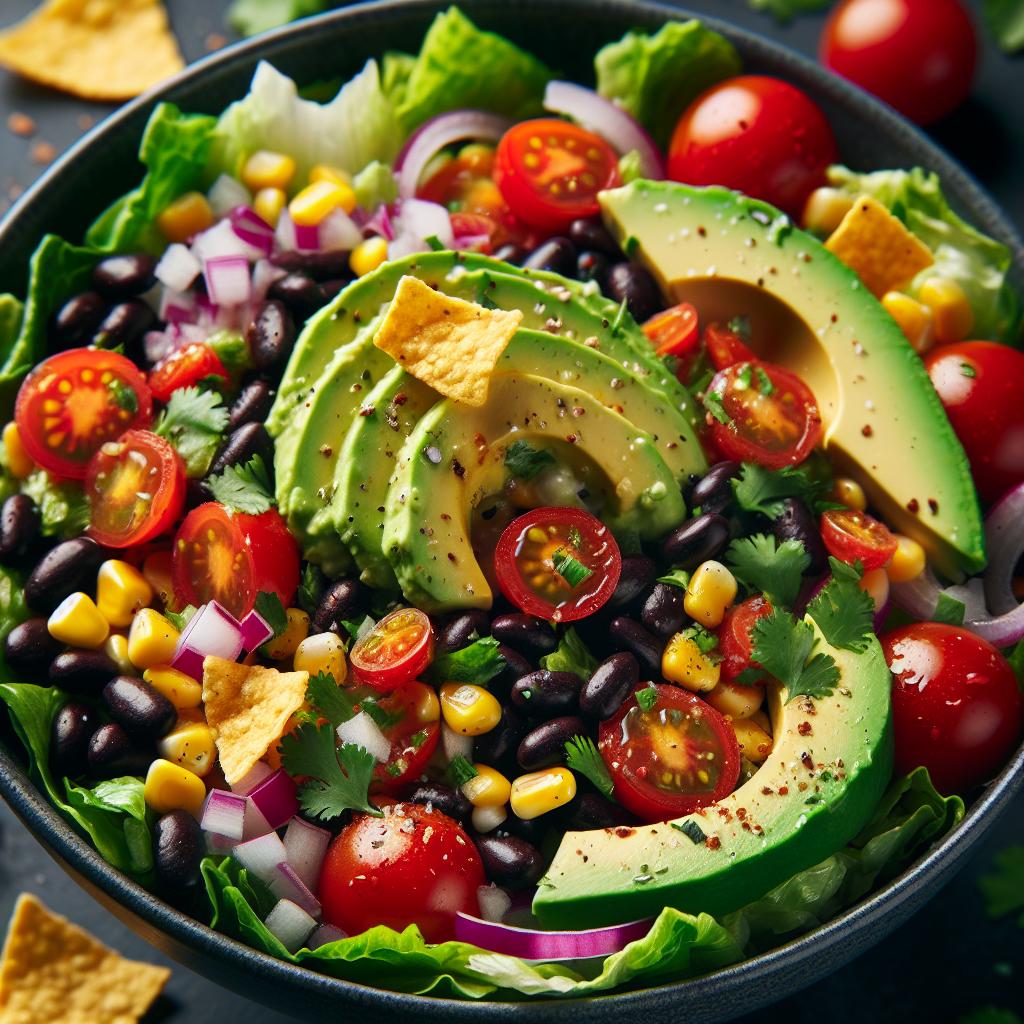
[0,1,1021,1021]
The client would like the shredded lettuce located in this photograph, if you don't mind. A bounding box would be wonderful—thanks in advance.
[20,470,90,539]
[746,0,831,21]
[227,0,329,36]
[353,160,399,211]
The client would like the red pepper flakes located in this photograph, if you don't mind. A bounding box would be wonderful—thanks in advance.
[7,112,35,137]
[705,836,721,851]
[798,722,813,736]
[614,827,634,839]
[30,140,56,165]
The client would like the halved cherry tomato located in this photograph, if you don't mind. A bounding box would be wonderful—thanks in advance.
[598,684,740,823]
[148,343,229,403]
[820,508,897,570]
[705,361,822,468]
[368,681,441,793]
[14,348,153,480]
[350,608,434,693]
[172,503,300,617]
[705,322,758,370]
[643,303,700,358]
[717,595,772,683]
[85,430,185,548]
[494,119,621,231]
[494,507,622,623]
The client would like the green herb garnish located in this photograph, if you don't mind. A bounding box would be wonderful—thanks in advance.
[504,440,555,481]
[805,557,875,652]
[671,819,707,844]
[448,755,479,788]
[702,389,731,425]
[552,547,593,588]
[207,454,274,514]
[636,686,659,712]
[280,725,380,820]
[726,533,810,609]
[564,735,614,799]
[749,608,840,701]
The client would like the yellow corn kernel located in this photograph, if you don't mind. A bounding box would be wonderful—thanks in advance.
[439,683,501,736]
[289,180,356,227]
[158,720,217,777]
[510,767,577,820]
[104,633,135,676]
[408,681,440,724]
[144,758,206,816]
[887,534,926,584]
[175,707,206,725]
[144,665,203,709]
[919,276,973,343]
[684,561,737,628]
[462,764,512,808]
[801,187,855,236]
[241,150,297,192]
[882,291,935,354]
[141,551,175,609]
[309,163,351,187]
[2,421,33,479]
[661,634,720,693]
[750,709,772,734]
[860,567,890,614]
[293,631,347,682]
[253,186,287,227]
[96,559,154,629]
[832,477,868,512]
[350,236,388,278]
[265,608,310,661]
[128,608,180,670]
[731,718,773,765]
[48,593,109,649]
[706,679,764,720]
[156,191,214,243]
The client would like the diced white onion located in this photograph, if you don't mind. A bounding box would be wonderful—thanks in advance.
[271,862,322,919]
[233,831,287,885]
[192,218,265,265]
[441,723,473,763]
[319,208,363,252]
[336,711,391,763]
[307,923,347,949]
[477,884,512,923]
[264,899,317,954]
[471,804,507,834]
[155,244,202,293]
[204,255,252,308]
[201,789,247,841]
[283,817,331,891]
[208,173,252,217]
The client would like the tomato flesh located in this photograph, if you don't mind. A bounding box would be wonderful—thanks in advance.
[149,343,229,403]
[820,507,897,570]
[368,681,441,793]
[705,322,758,370]
[349,608,434,693]
[643,303,700,358]
[717,595,773,684]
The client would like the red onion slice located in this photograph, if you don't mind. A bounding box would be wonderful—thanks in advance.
[229,205,275,257]
[454,912,653,960]
[201,789,247,841]
[234,831,288,885]
[172,601,245,680]
[283,817,331,891]
[248,768,300,830]
[307,923,347,949]
[984,482,1024,615]
[204,255,252,308]
[232,761,274,796]
[271,862,321,919]
[239,608,274,652]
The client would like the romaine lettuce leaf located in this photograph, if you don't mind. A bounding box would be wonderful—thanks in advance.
[984,0,1024,54]
[20,470,90,539]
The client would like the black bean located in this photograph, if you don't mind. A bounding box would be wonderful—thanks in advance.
[154,810,204,889]
[607,262,662,323]
[510,670,582,716]
[517,715,586,771]
[579,652,639,719]
[48,649,119,694]
[492,243,525,266]
[51,701,97,778]
[312,578,366,634]
[475,835,543,890]
[318,279,347,305]
[607,555,656,610]
[568,218,622,257]
[490,613,557,656]
[608,617,663,674]
[92,300,155,349]
[92,253,156,299]
[495,644,531,679]
[87,722,150,776]
[268,273,323,318]
[641,583,687,638]
[473,705,527,772]
[562,791,633,830]
[521,237,576,276]
[661,512,731,569]
[690,461,741,516]
[246,300,295,371]
[772,497,828,575]
[50,291,107,347]
[270,250,351,282]
[576,250,609,289]
[25,537,105,614]
[0,494,39,560]
[206,423,275,479]
[437,610,491,654]
[495,815,546,846]
[408,783,472,825]
[102,676,176,741]
[4,618,62,677]
[228,378,275,431]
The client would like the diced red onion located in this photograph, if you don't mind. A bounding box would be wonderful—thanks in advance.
[204,255,252,308]
[336,711,390,763]
[205,830,237,856]
[264,899,317,954]
[232,761,274,797]
[208,174,252,218]
[178,601,245,657]
[454,913,654,960]
[155,244,202,293]
[158,286,198,325]
[294,222,320,251]
[477,884,512,924]
[169,645,205,682]
[319,208,363,252]
[248,769,300,830]
[144,330,176,365]
[984,482,1024,615]
[234,831,288,885]
[891,568,941,620]
[271,862,321,919]
[363,204,394,241]
[239,608,274,651]
[242,799,274,841]
[201,789,247,841]
[396,199,453,248]
[307,923,347,949]
[229,205,275,257]
[192,218,265,264]
[283,817,331,891]
[453,232,491,252]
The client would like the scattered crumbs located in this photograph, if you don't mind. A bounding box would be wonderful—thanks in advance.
[205,32,228,51]
[861,424,874,437]
[30,139,57,165]
[7,112,35,137]
[77,113,96,132]
[907,498,920,514]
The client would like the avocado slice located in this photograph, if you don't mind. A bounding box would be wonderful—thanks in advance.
[533,625,893,928]
[382,372,687,612]
[600,181,985,577]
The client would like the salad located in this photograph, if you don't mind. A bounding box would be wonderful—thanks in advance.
[0,6,1021,1000]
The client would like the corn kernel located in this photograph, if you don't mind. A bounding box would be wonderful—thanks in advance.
[471,804,507,833]
[253,186,287,227]
[882,291,935,354]
[802,187,854,236]
[241,150,297,192]
[859,567,890,614]
[832,477,867,512]
[104,634,135,675]
[289,180,356,227]
[96,560,154,629]
[684,561,737,628]
[144,758,206,816]
[309,163,351,187]
[731,718,773,765]
[48,593,109,649]
[706,679,764,719]
[510,767,577,820]
[265,608,310,661]
[887,534,926,584]
[462,764,512,808]
[128,608,180,670]
[293,631,347,682]
[2,422,33,479]
[919,276,973,343]
[156,191,214,243]
[141,551,175,609]
[439,683,502,736]
[661,634,720,692]
[350,236,388,278]
[408,681,440,724]
[144,665,203,709]
[158,720,217,777]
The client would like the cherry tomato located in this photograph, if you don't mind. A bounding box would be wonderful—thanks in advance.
[925,341,1024,505]
[349,607,434,693]
[705,361,822,468]
[494,119,621,231]
[820,507,897,570]
[882,623,1022,794]
[148,343,229,404]
[85,430,185,548]
[705,322,758,370]
[643,303,700,358]
[717,595,773,684]
[172,503,299,617]
[668,76,837,217]
[599,684,740,823]
[14,348,153,480]
[494,507,622,623]
[368,681,441,793]
[821,0,976,126]
[319,802,484,942]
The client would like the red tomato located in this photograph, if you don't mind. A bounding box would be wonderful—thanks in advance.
[148,343,229,404]
[369,682,441,793]
[705,322,758,370]
[821,0,976,125]
[705,361,822,468]
[925,341,1024,504]
[494,119,621,231]
[319,802,484,942]
[882,623,1022,794]
[14,348,153,480]
[349,608,434,693]
[85,430,185,548]
[717,595,773,683]
[668,76,837,217]
[820,507,897,570]
[598,684,740,823]
[642,303,700,358]
[494,507,622,623]
[172,503,299,617]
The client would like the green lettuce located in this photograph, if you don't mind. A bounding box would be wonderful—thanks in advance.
[227,0,329,36]
[540,627,598,679]
[423,637,505,687]
[984,0,1024,53]
[20,470,90,539]
[746,0,831,21]
[353,160,398,211]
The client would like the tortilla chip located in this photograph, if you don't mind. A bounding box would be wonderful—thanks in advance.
[0,893,170,1024]
[0,0,185,102]
[202,656,308,785]
[825,194,934,298]
[373,274,522,407]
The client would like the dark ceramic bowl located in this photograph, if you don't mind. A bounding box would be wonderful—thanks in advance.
[0,1,1021,1020]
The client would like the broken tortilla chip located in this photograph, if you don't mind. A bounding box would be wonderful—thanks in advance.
[0,893,170,1024]
[825,194,934,298]
[0,0,185,102]
[373,274,522,406]
[202,656,308,785]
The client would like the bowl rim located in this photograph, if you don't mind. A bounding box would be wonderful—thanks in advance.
[1,0,1022,1017]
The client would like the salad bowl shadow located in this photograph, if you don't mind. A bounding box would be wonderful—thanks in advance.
[0,0,1021,1020]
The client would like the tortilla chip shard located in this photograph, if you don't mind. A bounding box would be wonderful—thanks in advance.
[0,893,170,1024]
[373,274,522,406]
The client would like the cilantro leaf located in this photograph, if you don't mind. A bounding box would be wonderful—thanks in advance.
[359,695,404,730]
[448,755,478,787]
[731,461,834,518]
[657,567,691,589]
[636,685,658,711]
[107,377,139,413]
[933,591,966,626]
[750,608,840,700]
[979,845,1024,922]
[806,556,875,652]
[504,440,555,481]
[297,563,325,617]
[206,454,275,514]
[305,672,357,727]
[671,819,707,844]
[726,533,810,608]
[253,591,288,639]
[564,735,614,799]
[154,386,229,477]
[424,637,506,686]
[164,604,198,632]
[20,470,90,539]
[679,623,721,658]
[702,389,731,425]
